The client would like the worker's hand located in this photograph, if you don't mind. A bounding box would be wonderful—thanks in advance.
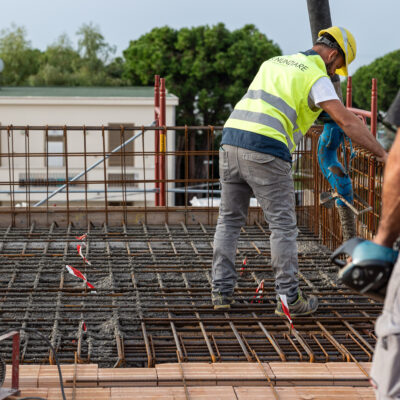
[376,151,388,163]
[344,239,397,265]
[332,238,398,270]
[330,237,398,301]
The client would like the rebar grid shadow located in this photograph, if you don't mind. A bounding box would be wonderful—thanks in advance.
[0,223,380,367]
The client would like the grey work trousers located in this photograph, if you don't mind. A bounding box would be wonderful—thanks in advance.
[370,256,400,399]
[212,144,299,303]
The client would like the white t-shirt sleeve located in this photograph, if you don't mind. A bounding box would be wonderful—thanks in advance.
[308,76,339,108]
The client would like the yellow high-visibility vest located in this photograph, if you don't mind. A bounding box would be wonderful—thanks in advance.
[224,51,328,156]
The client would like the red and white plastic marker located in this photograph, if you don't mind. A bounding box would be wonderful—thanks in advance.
[279,294,294,329]
[77,244,92,266]
[65,265,96,292]
[251,279,265,304]
[76,234,87,241]
[240,257,247,276]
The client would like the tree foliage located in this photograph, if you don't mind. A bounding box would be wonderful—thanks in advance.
[0,23,124,86]
[0,24,41,85]
[32,23,122,86]
[349,50,400,111]
[77,22,116,71]
[123,23,282,126]
[28,34,81,86]
[123,24,281,203]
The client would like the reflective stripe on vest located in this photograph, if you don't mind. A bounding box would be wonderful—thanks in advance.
[293,130,303,146]
[242,89,299,132]
[225,52,328,153]
[230,109,296,152]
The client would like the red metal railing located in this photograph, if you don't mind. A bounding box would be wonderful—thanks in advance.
[346,77,379,230]
[346,77,378,137]
[154,76,160,206]
[0,330,20,391]
[0,123,383,245]
[154,75,167,206]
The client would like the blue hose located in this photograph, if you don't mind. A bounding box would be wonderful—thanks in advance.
[317,121,353,206]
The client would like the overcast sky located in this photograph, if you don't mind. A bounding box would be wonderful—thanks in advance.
[1,0,398,75]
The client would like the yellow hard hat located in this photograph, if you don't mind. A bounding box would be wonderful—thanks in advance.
[317,26,357,76]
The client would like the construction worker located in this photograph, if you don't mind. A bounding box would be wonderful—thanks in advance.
[368,90,400,399]
[331,91,400,398]
[211,26,387,316]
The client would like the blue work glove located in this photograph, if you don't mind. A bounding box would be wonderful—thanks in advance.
[331,237,398,301]
[318,122,353,205]
[351,240,398,265]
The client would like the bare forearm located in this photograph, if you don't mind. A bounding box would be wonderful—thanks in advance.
[374,129,400,247]
[337,113,386,158]
[319,99,387,160]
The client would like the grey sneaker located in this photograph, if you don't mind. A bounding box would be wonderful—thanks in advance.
[275,291,318,317]
[212,291,235,310]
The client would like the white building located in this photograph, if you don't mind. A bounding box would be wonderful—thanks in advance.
[0,87,179,207]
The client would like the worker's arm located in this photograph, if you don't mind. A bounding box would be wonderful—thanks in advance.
[373,128,400,247]
[318,99,388,162]
[330,130,399,302]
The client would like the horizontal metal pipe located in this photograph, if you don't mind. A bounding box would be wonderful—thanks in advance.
[0,189,222,196]
[0,125,223,131]
[347,107,372,118]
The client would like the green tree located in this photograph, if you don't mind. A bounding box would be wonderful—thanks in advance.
[123,23,281,126]
[123,23,281,203]
[28,34,82,86]
[0,24,41,85]
[349,50,400,111]
[77,22,116,72]
[105,57,125,80]
[29,24,124,86]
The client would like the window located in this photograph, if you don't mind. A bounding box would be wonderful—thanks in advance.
[107,173,138,187]
[19,173,75,187]
[108,201,134,207]
[46,130,64,167]
[108,124,135,167]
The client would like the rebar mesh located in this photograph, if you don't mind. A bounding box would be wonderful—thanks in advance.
[0,124,384,367]
[0,222,380,367]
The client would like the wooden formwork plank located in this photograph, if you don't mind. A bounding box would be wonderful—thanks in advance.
[269,362,333,386]
[17,388,49,399]
[293,386,373,399]
[38,364,98,388]
[98,367,157,387]
[325,362,370,386]
[3,364,40,388]
[47,387,110,400]
[111,387,183,400]
[234,387,280,400]
[213,362,273,386]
